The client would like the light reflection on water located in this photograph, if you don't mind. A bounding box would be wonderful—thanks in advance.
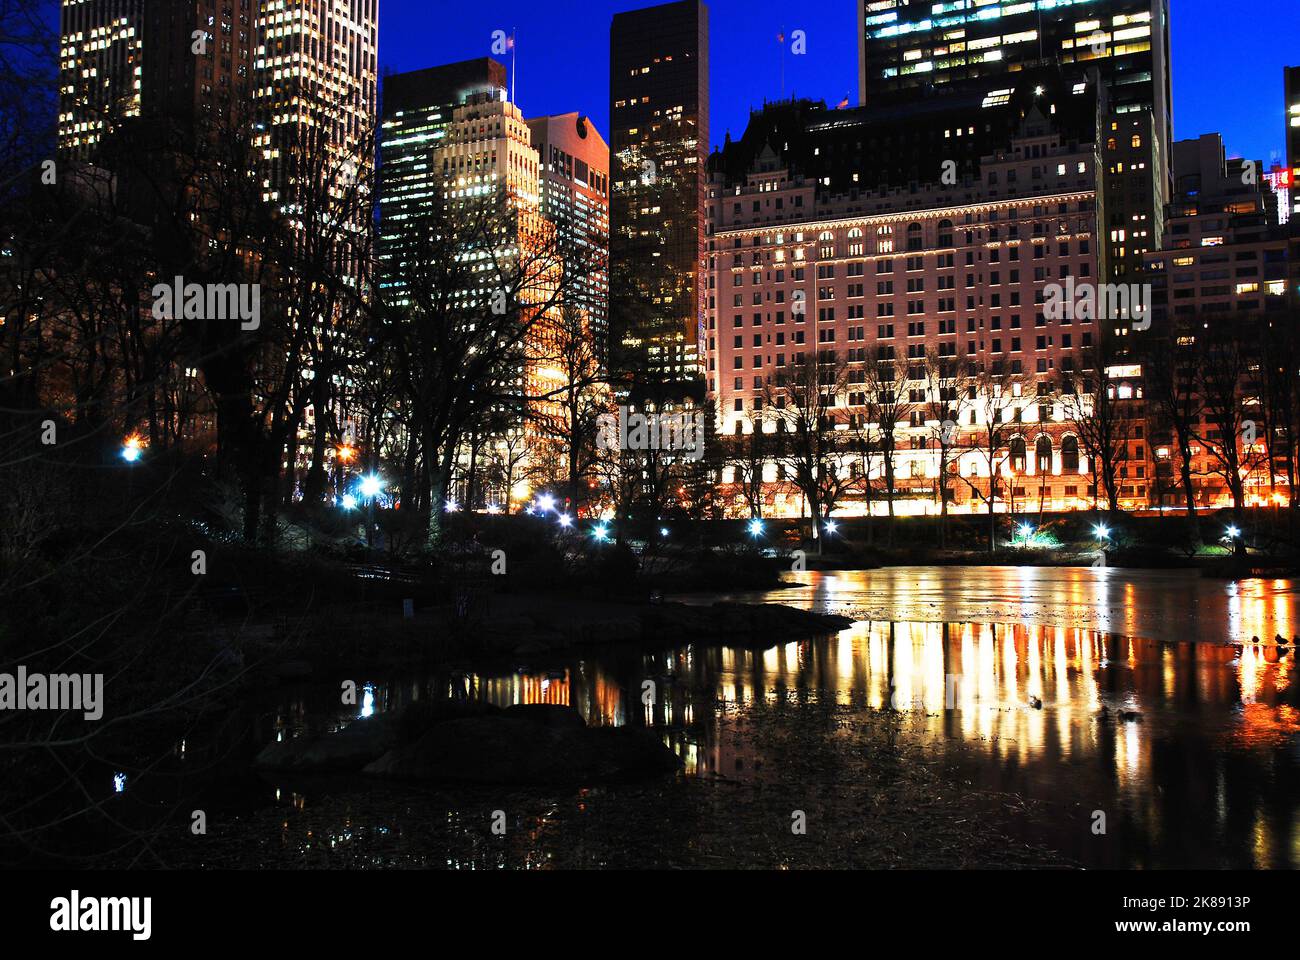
[258,567,1300,868]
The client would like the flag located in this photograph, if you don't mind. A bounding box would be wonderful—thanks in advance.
[777,32,784,44]
[837,96,850,109]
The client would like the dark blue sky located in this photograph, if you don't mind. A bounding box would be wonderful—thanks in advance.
[380,0,1298,167]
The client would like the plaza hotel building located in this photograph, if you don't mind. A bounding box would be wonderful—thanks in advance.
[704,110,1125,518]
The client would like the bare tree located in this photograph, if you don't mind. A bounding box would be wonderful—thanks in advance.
[1144,331,1205,519]
[532,304,609,517]
[862,353,914,543]
[764,351,856,553]
[922,349,973,548]
[1193,314,1267,551]
[1058,339,1132,514]
[722,418,772,520]
[960,363,1027,553]
[376,183,579,546]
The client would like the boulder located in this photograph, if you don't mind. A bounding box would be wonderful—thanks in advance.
[502,703,585,729]
[363,715,680,784]
[254,714,394,773]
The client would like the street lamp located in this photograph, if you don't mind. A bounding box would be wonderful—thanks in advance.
[358,474,383,501]
[557,513,573,529]
[357,475,383,552]
[1094,523,1110,541]
[592,523,610,543]
[340,494,358,511]
[537,494,557,514]
[120,435,143,463]
[824,520,839,536]
[747,518,765,538]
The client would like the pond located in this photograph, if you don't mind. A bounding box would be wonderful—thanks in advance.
[127,568,1300,869]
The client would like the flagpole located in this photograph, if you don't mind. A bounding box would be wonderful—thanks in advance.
[780,26,785,100]
[511,27,517,103]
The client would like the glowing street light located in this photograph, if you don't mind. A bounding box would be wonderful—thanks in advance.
[444,498,460,513]
[659,527,670,538]
[557,513,573,529]
[747,518,765,538]
[120,435,143,463]
[823,520,839,536]
[592,523,610,542]
[537,494,557,513]
[1226,525,1241,540]
[1018,523,1035,544]
[340,494,358,511]
[336,444,357,464]
[358,474,384,501]
[1094,524,1111,540]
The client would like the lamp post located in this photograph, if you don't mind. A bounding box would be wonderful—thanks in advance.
[359,473,383,552]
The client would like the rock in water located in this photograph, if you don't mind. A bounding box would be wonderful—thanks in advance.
[363,715,680,784]
[254,714,395,773]
[502,703,586,729]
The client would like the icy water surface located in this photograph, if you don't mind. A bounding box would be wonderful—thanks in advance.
[133,568,1300,868]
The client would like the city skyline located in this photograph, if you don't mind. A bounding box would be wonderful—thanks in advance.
[4,0,1300,910]
[376,0,1299,169]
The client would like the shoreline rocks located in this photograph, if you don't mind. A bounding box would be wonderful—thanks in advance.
[256,703,683,786]
[364,708,681,785]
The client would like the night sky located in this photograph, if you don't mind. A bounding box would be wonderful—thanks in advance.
[379,0,1299,167]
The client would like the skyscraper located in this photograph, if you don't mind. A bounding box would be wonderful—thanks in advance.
[858,0,1170,141]
[432,91,564,505]
[858,0,1172,283]
[379,58,509,307]
[253,0,379,224]
[58,0,144,159]
[142,0,256,132]
[1287,66,1300,220]
[59,0,264,161]
[609,0,709,400]
[526,113,611,367]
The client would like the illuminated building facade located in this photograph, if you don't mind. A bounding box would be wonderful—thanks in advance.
[58,0,144,158]
[1144,134,1291,511]
[526,112,611,369]
[1287,66,1300,220]
[434,92,564,508]
[858,0,1170,135]
[706,114,1110,518]
[379,58,510,308]
[609,0,709,399]
[858,0,1171,287]
[253,0,378,228]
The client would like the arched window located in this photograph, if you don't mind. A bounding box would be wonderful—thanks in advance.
[1036,435,1053,472]
[847,227,865,256]
[819,231,835,258]
[1062,435,1080,471]
[876,225,894,253]
[1010,436,1028,472]
[907,222,924,251]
